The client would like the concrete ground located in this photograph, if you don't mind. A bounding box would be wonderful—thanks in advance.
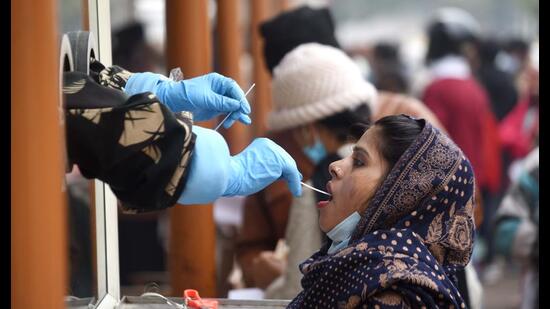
[482,266,523,309]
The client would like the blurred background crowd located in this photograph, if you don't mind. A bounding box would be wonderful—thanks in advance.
[59,0,538,308]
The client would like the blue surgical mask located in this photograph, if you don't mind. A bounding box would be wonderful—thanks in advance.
[327,211,362,254]
[303,135,327,164]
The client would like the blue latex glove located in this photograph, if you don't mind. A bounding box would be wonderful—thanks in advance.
[179,126,302,204]
[125,72,252,128]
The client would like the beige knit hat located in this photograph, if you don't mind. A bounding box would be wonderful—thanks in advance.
[268,42,377,131]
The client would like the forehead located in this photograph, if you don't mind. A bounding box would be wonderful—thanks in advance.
[356,126,381,156]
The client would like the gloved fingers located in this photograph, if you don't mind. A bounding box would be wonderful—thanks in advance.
[223,118,236,129]
[239,114,252,125]
[240,99,252,114]
[208,73,252,114]
[223,112,251,128]
[210,93,245,114]
[282,162,302,197]
[215,74,251,113]
[272,145,302,197]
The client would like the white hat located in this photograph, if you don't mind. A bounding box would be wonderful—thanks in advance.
[268,42,377,131]
[433,7,481,39]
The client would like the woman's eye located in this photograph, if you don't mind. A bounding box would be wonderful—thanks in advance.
[353,158,365,167]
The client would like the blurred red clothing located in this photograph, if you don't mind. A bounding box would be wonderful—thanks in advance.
[423,77,502,193]
[499,97,539,160]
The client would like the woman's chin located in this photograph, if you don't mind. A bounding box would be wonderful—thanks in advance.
[318,208,334,233]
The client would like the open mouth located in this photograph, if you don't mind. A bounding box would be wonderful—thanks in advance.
[317,182,334,209]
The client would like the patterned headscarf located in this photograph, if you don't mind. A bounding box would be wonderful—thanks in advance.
[289,120,476,308]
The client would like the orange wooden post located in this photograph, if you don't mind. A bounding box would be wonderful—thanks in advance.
[81,0,89,30]
[165,0,217,297]
[217,0,249,154]
[11,0,67,308]
[214,0,247,297]
[275,0,290,12]
[250,0,274,137]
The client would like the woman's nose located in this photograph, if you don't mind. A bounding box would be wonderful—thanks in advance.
[329,160,343,179]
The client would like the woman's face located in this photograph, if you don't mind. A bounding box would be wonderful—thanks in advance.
[318,126,390,232]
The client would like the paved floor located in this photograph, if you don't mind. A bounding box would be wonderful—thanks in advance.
[482,267,522,309]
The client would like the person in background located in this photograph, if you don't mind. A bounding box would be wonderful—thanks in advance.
[368,42,410,94]
[258,5,444,129]
[421,7,497,308]
[467,40,521,283]
[470,37,537,289]
[474,39,519,121]
[422,7,502,200]
[234,5,356,291]
[470,38,520,210]
[493,147,538,309]
[498,81,538,163]
[485,69,538,286]
[499,38,538,101]
[498,37,539,168]
[112,22,164,73]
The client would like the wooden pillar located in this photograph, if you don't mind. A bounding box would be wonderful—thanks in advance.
[216,0,249,154]
[165,0,217,297]
[275,0,290,12]
[12,0,67,308]
[213,0,247,297]
[81,0,89,30]
[250,0,274,137]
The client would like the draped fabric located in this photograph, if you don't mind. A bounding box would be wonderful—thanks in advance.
[289,120,476,308]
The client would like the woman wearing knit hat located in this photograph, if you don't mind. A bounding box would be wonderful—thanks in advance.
[235,43,376,297]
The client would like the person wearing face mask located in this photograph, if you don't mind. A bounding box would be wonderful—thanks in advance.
[235,43,375,292]
[288,114,476,308]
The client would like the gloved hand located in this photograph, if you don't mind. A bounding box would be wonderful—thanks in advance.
[125,72,252,128]
[178,126,302,204]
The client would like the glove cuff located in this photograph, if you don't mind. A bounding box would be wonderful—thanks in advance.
[125,72,169,96]
[223,155,244,197]
[177,126,231,204]
[125,72,189,113]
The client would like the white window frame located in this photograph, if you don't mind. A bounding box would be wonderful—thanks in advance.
[87,0,121,307]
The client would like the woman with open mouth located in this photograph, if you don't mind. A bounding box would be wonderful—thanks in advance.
[289,114,476,308]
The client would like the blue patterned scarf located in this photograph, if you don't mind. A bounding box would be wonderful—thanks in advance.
[289,120,476,308]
